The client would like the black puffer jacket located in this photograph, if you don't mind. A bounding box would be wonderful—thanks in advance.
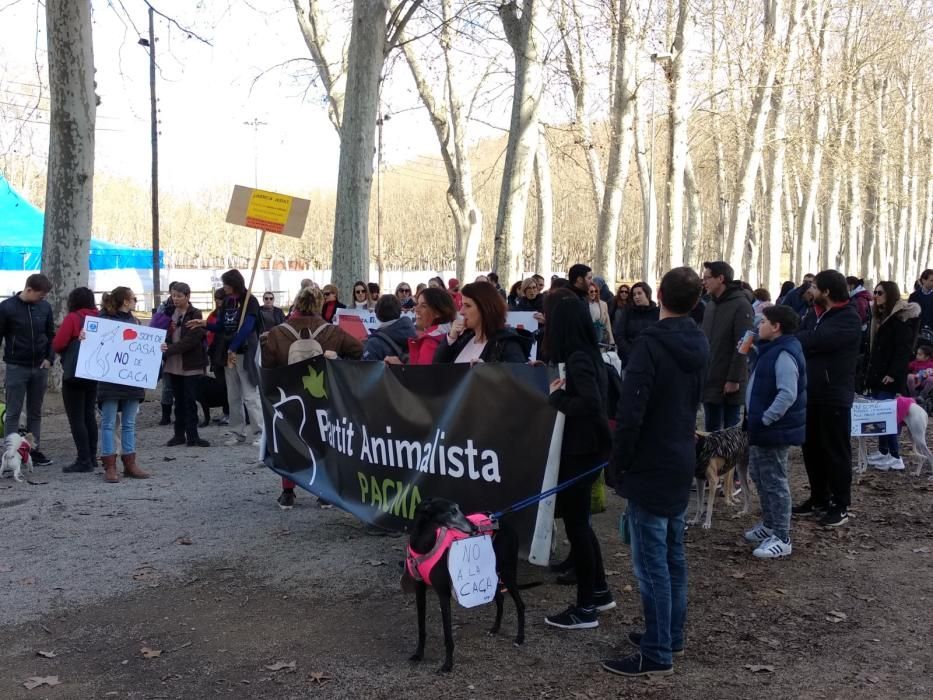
[866,300,921,395]
[433,327,531,363]
[795,302,862,407]
[612,303,659,365]
[0,293,55,367]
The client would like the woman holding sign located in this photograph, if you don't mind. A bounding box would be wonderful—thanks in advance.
[97,287,150,483]
[543,296,613,631]
[187,270,264,447]
[160,283,210,448]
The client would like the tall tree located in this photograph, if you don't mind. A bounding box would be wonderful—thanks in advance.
[42,0,96,323]
[494,0,549,287]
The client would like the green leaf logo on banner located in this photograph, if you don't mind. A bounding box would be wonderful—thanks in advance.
[302,366,327,399]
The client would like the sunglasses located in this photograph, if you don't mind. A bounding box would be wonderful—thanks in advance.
[324,291,336,297]
[398,288,411,294]
[354,288,366,294]
[873,290,884,296]
[263,296,274,300]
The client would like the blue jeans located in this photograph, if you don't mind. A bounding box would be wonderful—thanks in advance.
[100,399,140,455]
[3,364,49,446]
[749,445,791,541]
[703,402,741,432]
[627,501,687,666]
[871,391,899,458]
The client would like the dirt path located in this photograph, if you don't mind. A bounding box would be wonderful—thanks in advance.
[1,397,931,698]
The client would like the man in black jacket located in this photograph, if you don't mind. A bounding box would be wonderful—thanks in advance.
[908,269,933,336]
[567,263,593,304]
[602,267,709,679]
[0,274,55,465]
[792,270,862,527]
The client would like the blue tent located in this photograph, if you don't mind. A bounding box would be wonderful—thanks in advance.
[0,173,162,271]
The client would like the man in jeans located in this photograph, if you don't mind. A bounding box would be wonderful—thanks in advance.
[604,267,709,678]
[0,274,55,465]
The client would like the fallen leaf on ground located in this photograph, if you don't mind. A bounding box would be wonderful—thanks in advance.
[912,547,930,554]
[308,671,331,684]
[366,560,386,567]
[825,610,847,623]
[174,536,192,545]
[0,563,12,572]
[23,676,60,689]
[264,661,296,672]
[743,664,775,673]
[731,572,746,579]
[140,647,162,659]
[35,650,56,658]
[775,588,788,595]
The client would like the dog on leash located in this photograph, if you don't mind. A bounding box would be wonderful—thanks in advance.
[402,497,525,673]
[0,432,35,482]
[856,396,933,477]
[195,373,228,428]
[691,425,751,529]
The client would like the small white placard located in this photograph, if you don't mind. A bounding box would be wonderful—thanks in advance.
[447,535,498,608]
[850,399,897,436]
[76,317,166,389]
[506,311,539,333]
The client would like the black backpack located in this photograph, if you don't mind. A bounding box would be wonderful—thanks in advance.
[604,361,623,420]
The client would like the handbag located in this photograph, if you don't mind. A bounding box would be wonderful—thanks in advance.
[61,338,80,381]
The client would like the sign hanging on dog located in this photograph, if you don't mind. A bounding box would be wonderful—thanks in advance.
[850,398,897,436]
[448,535,498,608]
[75,317,166,389]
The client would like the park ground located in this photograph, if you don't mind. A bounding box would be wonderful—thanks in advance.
[1,393,931,699]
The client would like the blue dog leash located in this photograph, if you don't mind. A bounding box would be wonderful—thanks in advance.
[490,461,609,520]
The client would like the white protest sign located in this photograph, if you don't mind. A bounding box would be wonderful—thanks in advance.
[335,307,380,333]
[506,311,539,333]
[850,399,897,436]
[448,535,498,608]
[76,317,166,389]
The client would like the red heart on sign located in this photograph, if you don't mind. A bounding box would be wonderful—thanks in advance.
[122,328,138,341]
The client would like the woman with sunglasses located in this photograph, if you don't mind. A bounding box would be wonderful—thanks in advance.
[588,282,612,345]
[320,284,346,322]
[865,282,922,470]
[352,280,374,310]
[96,286,149,482]
[260,292,285,330]
[609,285,630,327]
[396,282,416,310]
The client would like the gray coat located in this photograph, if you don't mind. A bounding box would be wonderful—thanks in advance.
[701,283,754,405]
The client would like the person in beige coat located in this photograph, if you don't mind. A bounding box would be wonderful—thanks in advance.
[588,282,613,346]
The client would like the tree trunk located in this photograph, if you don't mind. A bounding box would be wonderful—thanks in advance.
[846,80,862,275]
[292,0,347,132]
[331,0,389,297]
[863,77,887,283]
[683,151,702,269]
[908,81,921,283]
[534,131,554,280]
[633,98,657,283]
[494,0,548,288]
[920,131,933,277]
[895,77,912,287]
[596,3,637,286]
[726,0,783,275]
[664,0,693,271]
[43,0,96,324]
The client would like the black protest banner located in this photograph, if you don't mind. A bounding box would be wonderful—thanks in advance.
[259,358,557,535]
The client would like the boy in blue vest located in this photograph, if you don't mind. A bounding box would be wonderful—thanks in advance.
[744,304,807,559]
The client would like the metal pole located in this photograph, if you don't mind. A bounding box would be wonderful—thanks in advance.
[148,6,160,312]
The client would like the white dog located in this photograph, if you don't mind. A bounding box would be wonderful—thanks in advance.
[856,397,933,478]
[0,432,35,482]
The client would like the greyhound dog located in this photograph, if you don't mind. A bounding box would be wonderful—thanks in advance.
[855,396,933,477]
[402,498,525,673]
[691,425,751,529]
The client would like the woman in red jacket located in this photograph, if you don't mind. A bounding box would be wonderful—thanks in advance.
[404,287,458,365]
[51,287,99,473]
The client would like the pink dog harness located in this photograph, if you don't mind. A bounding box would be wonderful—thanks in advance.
[17,441,30,463]
[896,396,913,426]
[406,513,497,584]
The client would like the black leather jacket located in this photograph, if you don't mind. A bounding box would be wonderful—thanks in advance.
[0,293,55,367]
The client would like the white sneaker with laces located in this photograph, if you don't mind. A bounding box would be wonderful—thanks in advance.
[866,450,886,464]
[871,454,894,471]
[887,456,906,471]
[753,535,792,559]
[744,522,773,543]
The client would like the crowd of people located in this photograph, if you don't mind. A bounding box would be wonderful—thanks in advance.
[1,258,930,680]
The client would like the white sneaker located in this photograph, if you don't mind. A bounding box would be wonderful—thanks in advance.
[871,455,894,471]
[744,522,773,543]
[753,535,792,559]
[887,457,906,471]
[223,436,246,447]
[252,437,262,447]
[866,451,888,465]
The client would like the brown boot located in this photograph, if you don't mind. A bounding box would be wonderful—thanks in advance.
[121,453,150,479]
[102,454,119,483]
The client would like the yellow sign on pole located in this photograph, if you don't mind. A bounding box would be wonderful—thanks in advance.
[245,189,293,233]
[225,185,310,238]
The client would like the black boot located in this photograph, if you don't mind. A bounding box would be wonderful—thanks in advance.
[166,433,186,446]
[63,458,93,473]
[158,403,172,426]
